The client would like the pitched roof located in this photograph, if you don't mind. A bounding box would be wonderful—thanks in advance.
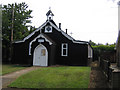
[15,20,88,45]
[46,10,54,16]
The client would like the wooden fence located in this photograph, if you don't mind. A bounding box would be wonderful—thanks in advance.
[100,59,110,78]
[99,59,113,83]
[100,59,120,88]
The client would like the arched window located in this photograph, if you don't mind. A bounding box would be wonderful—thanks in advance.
[61,43,68,56]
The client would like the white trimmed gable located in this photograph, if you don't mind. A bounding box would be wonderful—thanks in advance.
[29,33,53,55]
[15,20,87,45]
[15,21,48,43]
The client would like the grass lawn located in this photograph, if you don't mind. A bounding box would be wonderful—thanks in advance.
[1,64,27,75]
[9,66,91,88]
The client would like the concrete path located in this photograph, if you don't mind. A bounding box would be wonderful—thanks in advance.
[1,62,109,89]
[1,67,41,89]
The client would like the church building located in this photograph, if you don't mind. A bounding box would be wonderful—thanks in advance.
[12,10,93,66]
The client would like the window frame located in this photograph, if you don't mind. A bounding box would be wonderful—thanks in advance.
[61,43,68,56]
[88,45,93,58]
[45,26,52,33]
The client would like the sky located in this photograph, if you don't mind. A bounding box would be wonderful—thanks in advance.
[1,0,119,44]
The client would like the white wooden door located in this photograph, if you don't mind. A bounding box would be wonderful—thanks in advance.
[33,44,48,66]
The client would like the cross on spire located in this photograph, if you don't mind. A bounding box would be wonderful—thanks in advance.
[70,32,73,36]
[49,7,51,10]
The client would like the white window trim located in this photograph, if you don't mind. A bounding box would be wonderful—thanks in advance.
[61,43,68,56]
[88,45,93,58]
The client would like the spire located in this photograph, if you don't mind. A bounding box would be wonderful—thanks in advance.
[46,7,54,20]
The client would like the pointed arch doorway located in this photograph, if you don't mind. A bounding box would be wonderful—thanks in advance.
[33,44,48,66]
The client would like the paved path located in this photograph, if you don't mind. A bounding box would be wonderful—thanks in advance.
[1,62,109,89]
[88,61,109,88]
[1,67,41,89]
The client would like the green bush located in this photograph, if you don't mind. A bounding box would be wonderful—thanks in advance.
[92,44,115,60]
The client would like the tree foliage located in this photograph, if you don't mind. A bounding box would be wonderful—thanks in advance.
[2,2,36,61]
[89,40,116,61]
[2,2,34,42]
[92,44,115,52]
[89,40,96,46]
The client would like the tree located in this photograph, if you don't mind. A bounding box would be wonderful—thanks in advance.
[88,40,115,61]
[89,40,96,46]
[92,44,115,61]
[2,2,33,41]
[2,2,34,62]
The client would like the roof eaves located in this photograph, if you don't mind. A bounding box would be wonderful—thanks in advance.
[49,22,87,44]
[15,21,49,43]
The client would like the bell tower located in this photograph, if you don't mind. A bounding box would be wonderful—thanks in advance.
[46,8,54,20]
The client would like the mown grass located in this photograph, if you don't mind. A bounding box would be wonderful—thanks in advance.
[9,66,91,88]
[1,64,27,75]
